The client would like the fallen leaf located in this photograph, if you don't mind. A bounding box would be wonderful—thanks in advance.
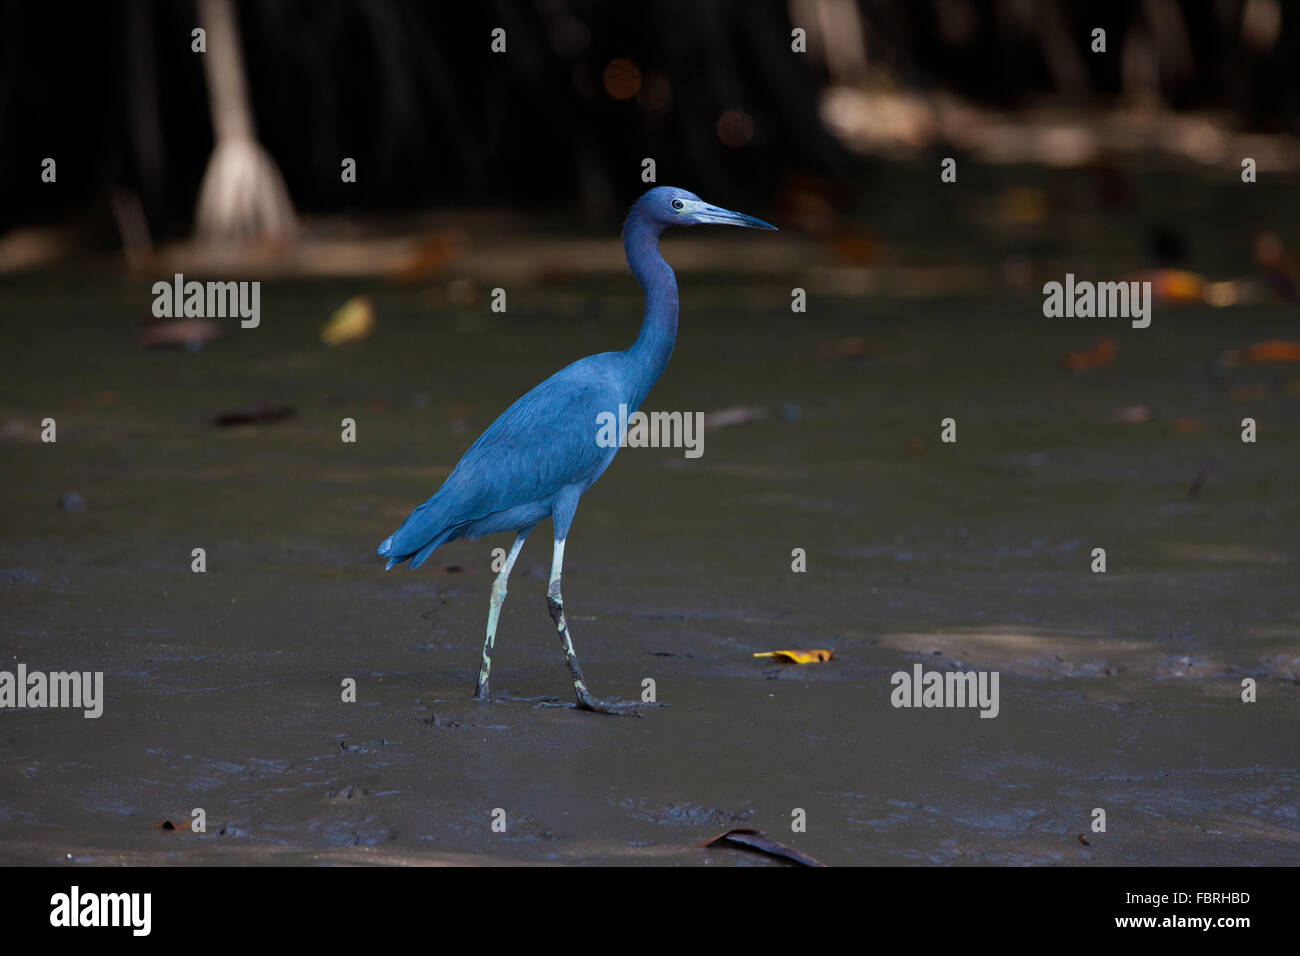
[1187,458,1217,500]
[322,296,375,346]
[1204,279,1250,307]
[828,230,878,265]
[388,230,465,283]
[1061,336,1117,372]
[1108,405,1151,424]
[140,318,220,350]
[697,828,826,867]
[702,407,767,428]
[753,649,834,663]
[1242,340,1300,364]
[209,404,295,427]
[999,186,1049,224]
[1128,269,1207,304]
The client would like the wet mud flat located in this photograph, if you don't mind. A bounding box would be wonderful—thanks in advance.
[1,268,1297,866]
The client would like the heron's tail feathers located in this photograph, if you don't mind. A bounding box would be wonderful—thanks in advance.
[377,490,464,570]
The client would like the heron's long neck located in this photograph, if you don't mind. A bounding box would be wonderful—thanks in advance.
[622,214,678,410]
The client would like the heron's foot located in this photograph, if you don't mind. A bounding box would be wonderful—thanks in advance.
[574,688,645,717]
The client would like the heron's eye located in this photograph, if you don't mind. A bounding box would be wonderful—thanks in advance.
[671,199,684,210]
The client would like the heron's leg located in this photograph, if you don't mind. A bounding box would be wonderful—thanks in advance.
[475,528,530,699]
[546,537,636,715]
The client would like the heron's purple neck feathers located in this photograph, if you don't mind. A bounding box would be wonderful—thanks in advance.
[622,211,678,410]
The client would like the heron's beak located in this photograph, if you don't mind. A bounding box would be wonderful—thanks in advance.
[691,203,778,230]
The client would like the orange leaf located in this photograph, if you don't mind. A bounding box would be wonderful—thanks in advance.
[1148,269,1207,304]
[1242,341,1300,364]
[1061,336,1116,372]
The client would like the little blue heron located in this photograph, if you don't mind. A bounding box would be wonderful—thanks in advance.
[378,186,776,713]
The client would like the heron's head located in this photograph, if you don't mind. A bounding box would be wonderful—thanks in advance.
[634,186,777,231]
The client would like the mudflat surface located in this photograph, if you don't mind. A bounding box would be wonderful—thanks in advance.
[2,233,1298,865]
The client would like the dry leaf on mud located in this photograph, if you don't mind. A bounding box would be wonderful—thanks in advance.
[697,828,826,867]
[1061,336,1116,372]
[753,649,834,663]
[322,295,375,346]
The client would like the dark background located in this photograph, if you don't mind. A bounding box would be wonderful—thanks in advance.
[3,0,1298,238]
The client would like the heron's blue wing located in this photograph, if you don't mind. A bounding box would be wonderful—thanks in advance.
[378,354,624,567]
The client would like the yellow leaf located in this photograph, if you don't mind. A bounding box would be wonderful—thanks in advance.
[322,296,375,346]
[752,649,834,664]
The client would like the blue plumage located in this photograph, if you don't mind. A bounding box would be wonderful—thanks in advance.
[378,355,623,569]
[378,186,774,712]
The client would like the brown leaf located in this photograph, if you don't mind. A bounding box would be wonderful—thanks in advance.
[697,828,826,867]
[209,404,295,428]
[1188,458,1216,499]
